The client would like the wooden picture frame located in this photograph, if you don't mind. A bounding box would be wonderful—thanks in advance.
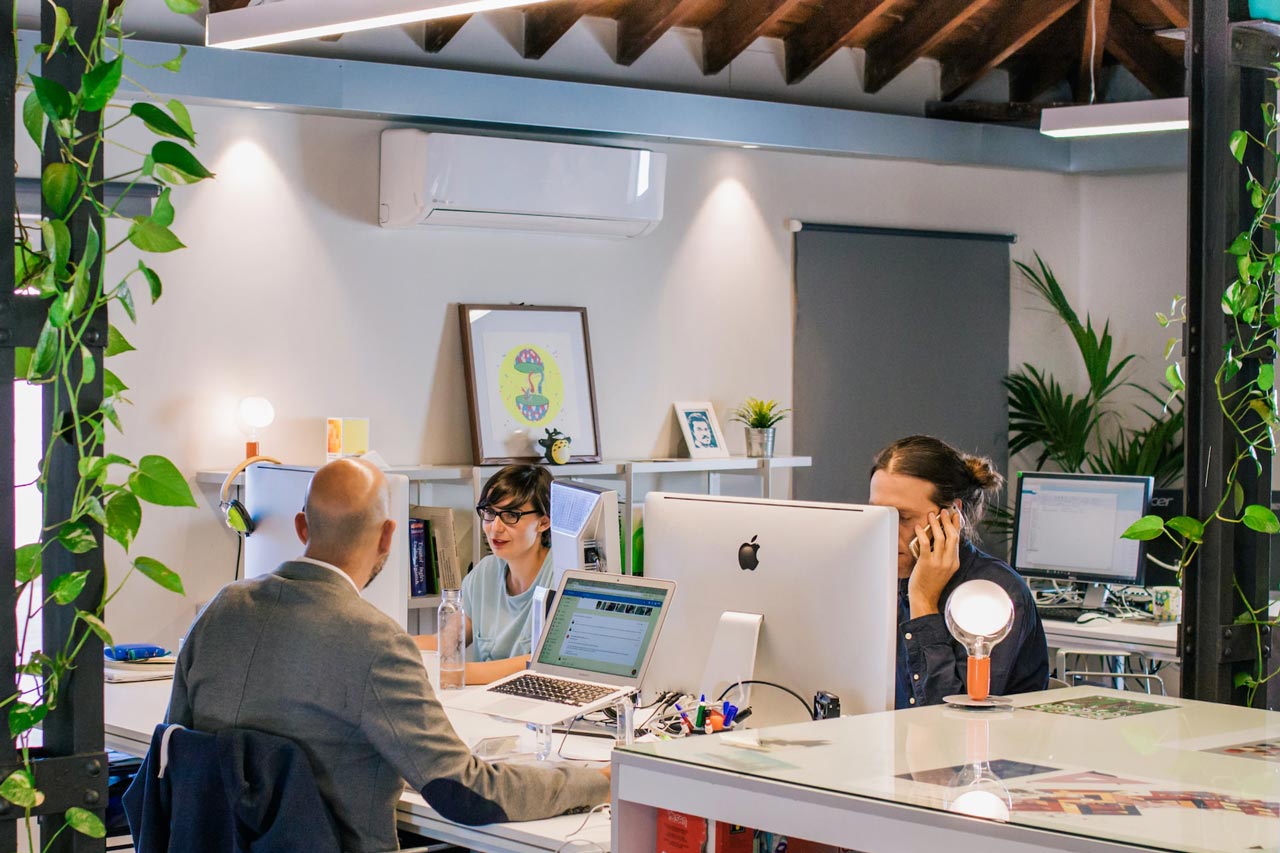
[674,401,730,459]
[458,304,602,464]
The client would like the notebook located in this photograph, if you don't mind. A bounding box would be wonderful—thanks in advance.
[439,570,676,725]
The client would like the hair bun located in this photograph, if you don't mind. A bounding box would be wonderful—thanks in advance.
[964,455,1004,492]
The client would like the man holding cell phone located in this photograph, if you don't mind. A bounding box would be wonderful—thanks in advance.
[869,435,1048,708]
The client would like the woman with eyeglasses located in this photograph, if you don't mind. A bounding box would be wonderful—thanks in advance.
[413,465,552,684]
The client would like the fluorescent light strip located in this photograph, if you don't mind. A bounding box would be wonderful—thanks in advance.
[207,0,553,50]
[1040,97,1188,139]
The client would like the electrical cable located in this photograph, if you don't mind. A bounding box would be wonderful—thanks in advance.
[554,803,610,853]
[1089,0,1098,105]
[233,533,244,582]
[716,680,814,720]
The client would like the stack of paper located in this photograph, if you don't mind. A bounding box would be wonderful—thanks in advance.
[104,655,177,683]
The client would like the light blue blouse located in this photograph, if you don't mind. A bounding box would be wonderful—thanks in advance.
[460,551,554,662]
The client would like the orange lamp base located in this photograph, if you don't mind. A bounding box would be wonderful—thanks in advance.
[967,655,991,701]
[245,440,260,458]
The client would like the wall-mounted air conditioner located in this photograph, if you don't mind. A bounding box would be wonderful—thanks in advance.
[378,130,666,238]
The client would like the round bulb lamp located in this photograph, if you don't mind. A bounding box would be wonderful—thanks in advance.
[944,579,1014,702]
[237,396,275,458]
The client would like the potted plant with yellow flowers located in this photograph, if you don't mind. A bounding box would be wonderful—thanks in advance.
[729,398,791,458]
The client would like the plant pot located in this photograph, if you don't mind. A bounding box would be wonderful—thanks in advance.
[1251,0,1280,20]
[745,427,776,458]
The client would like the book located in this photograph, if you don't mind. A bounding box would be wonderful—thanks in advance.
[655,809,706,853]
[409,506,464,590]
[408,517,429,597]
[426,519,440,594]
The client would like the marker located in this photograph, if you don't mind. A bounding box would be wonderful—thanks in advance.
[723,704,738,727]
[695,694,707,728]
[733,707,753,726]
[674,702,693,733]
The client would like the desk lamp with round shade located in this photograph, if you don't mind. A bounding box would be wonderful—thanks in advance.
[237,396,275,458]
[944,579,1015,703]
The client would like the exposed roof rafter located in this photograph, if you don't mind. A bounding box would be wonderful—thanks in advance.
[938,0,1078,100]
[783,0,898,85]
[1105,1,1185,98]
[863,0,998,95]
[1075,0,1112,102]
[703,0,807,77]
[1008,12,1080,102]
[421,15,472,53]
[523,1,608,59]
[616,0,701,66]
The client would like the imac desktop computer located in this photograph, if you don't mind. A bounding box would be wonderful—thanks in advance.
[1010,471,1152,611]
[643,492,898,727]
[531,480,622,650]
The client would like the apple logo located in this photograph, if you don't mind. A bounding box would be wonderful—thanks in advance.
[738,535,760,571]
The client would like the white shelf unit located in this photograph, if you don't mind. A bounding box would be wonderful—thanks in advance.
[198,456,811,633]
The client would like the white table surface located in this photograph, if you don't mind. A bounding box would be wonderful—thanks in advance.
[103,680,611,853]
[612,686,1280,853]
[1042,617,1179,660]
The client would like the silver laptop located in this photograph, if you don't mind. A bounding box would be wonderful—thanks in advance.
[440,570,675,726]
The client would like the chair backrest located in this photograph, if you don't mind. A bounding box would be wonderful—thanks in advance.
[1047,676,1071,689]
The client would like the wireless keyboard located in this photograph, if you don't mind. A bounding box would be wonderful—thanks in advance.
[1036,605,1089,621]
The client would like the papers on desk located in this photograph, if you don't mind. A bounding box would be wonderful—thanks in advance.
[104,655,176,683]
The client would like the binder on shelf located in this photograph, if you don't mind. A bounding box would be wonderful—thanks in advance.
[410,506,464,590]
[408,517,429,598]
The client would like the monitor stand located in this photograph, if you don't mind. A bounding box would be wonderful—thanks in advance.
[1081,583,1109,611]
[699,611,763,710]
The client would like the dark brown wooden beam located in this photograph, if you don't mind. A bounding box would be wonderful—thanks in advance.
[422,15,471,53]
[1008,12,1081,102]
[1105,2,1185,97]
[1143,0,1189,27]
[863,0,998,94]
[616,0,700,66]
[938,0,1078,100]
[523,1,608,59]
[1075,0,1112,101]
[783,0,898,85]
[703,0,807,76]
[924,99,1050,125]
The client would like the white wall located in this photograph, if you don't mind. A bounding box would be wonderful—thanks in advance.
[17,98,1187,647]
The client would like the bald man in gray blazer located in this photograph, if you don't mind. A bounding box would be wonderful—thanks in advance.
[168,458,609,852]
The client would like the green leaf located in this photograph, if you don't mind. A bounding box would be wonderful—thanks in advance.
[1230,129,1249,163]
[105,492,141,551]
[31,321,60,378]
[1261,363,1276,393]
[14,242,46,288]
[1234,480,1246,515]
[129,104,195,144]
[48,570,89,605]
[164,0,201,14]
[21,92,44,147]
[81,220,101,271]
[139,261,163,303]
[82,497,108,528]
[13,348,31,380]
[117,280,137,323]
[80,57,123,112]
[7,702,47,739]
[80,453,131,483]
[1164,337,1179,359]
[1156,311,1169,327]
[106,325,136,357]
[41,162,77,216]
[47,7,70,57]
[1243,504,1280,533]
[133,556,185,595]
[1166,362,1185,392]
[15,544,42,584]
[161,48,188,74]
[1122,515,1165,541]
[166,99,193,138]
[42,218,71,272]
[103,368,128,398]
[1235,671,1259,688]
[1166,516,1205,543]
[64,807,106,839]
[0,769,44,809]
[29,74,72,122]
[57,522,96,555]
[127,219,185,253]
[80,344,97,386]
[76,611,113,647]
[128,455,196,507]
[150,141,214,185]
[1227,233,1252,256]
[151,187,175,228]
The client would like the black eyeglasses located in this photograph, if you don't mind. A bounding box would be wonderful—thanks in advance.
[475,505,541,525]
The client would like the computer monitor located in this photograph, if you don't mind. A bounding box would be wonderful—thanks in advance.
[1010,472,1152,607]
[549,480,621,586]
[642,492,897,727]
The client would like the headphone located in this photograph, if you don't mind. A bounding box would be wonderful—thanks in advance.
[220,455,281,536]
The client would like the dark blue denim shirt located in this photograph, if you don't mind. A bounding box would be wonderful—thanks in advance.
[895,541,1048,708]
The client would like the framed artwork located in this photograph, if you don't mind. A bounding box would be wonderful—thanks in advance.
[674,402,730,459]
[458,304,602,464]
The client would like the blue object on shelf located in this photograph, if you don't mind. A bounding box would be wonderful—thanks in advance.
[104,643,170,661]
[1251,0,1280,21]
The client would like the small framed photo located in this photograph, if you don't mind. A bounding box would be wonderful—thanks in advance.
[674,402,729,459]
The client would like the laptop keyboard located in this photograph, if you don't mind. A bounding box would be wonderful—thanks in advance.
[1037,605,1089,621]
[488,673,616,706]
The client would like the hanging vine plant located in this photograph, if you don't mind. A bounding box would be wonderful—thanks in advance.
[1122,75,1280,707]
[8,0,209,844]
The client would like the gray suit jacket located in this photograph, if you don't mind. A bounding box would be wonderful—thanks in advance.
[167,560,609,852]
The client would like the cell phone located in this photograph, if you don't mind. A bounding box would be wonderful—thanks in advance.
[908,507,960,559]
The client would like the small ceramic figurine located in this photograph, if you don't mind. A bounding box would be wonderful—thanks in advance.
[538,428,572,464]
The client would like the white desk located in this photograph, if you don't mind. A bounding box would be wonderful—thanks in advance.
[1041,618,1179,662]
[612,686,1280,853]
[102,681,611,853]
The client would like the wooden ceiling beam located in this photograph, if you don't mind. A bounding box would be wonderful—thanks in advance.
[1141,0,1189,28]
[523,1,608,60]
[863,0,999,95]
[938,0,1078,100]
[925,100,1048,124]
[703,0,807,77]
[1105,2,1184,98]
[422,15,472,53]
[783,0,898,85]
[1075,0,1112,102]
[1007,12,1080,102]
[616,0,701,66]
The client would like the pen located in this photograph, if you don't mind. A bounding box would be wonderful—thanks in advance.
[695,694,707,728]
[674,702,693,733]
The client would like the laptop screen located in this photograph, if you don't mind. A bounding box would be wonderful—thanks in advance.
[536,575,672,679]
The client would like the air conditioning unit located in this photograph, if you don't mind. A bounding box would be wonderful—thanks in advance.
[378,130,666,238]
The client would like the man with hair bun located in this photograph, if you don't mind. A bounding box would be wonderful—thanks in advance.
[869,435,1048,707]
